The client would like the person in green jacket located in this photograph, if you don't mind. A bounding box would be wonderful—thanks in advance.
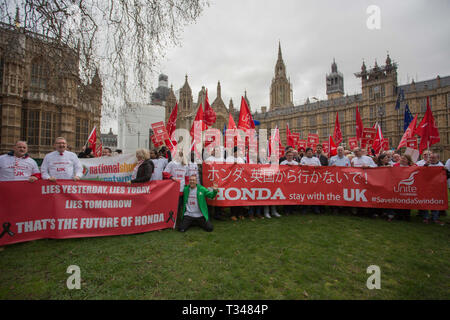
[179,174,219,232]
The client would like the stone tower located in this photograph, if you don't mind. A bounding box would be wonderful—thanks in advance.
[178,75,194,129]
[269,42,293,110]
[326,58,344,100]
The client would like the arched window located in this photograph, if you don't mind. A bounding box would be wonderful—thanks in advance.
[30,60,48,90]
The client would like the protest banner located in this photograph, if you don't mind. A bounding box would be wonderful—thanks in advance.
[79,153,137,182]
[298,140,307,151]
[0,180,179,246]
[348,137,358,150]
[202,164,447,210]
[151,121,170,143]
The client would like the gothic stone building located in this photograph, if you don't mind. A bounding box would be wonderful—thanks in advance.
[0,22,102,158]
[165,75,243,135]
[253,45,450,160]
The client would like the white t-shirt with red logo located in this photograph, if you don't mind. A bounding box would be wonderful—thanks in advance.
[163,160,189,192]
[185,187,203,218]
[151,157,168,181]
[41,150,83,180]
[0,154,40,181]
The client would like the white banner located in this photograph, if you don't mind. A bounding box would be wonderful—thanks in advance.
[80,154,137,182]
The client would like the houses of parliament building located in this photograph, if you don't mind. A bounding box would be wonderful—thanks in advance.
[0,19,102,158]
[164,42,450,159]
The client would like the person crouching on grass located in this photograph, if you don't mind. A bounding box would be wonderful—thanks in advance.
[179,175,219,233]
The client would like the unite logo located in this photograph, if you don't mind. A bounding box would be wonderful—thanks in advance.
[394,171,419,196]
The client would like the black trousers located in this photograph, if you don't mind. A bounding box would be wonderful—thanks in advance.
[179,216,213,232]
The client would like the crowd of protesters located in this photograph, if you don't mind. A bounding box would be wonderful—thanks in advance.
[1,138,449,234]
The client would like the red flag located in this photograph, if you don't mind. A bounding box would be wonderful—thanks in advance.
[348,137,358,150]
[166,102,178,139]
[190,104,208,138]
[203,89,216,126]
[286,123,295,147]
[228,113,237,129]
[372,123,384,154]
[415,97,440,154]
[397,114,418,149]
[87,126,97,154]
[237,96,255,131]
[355,106,363,141]
[328,136,337,156]
[95,141,103,157]
[333,112,343,145]
[269,126,283,157]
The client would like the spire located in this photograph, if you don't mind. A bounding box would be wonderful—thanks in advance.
[274,41,286,78]
[386,52,392,65]
[14,6,20,28]
[217,81,221,99]
[229,98,234,111]
[278,40,282,60]
[331,58,337,73]
[92,68,102,88]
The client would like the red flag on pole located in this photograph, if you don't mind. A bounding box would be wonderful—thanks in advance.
[203,89,216,126]
[415,97,440,154]
[166,102,178,140]
[237,96,255,131]
[333,112,343,145]
[190,104,208,138]
[95,141,103,157]
[397,114,418,149]
[328,136,337,156]
[87,126,97,155]
[286,123,295,147]
[228,113,237,129]
[372,123,384,154]
[355,106,363,141]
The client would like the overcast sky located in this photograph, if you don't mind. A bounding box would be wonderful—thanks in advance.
[104,0,450,133]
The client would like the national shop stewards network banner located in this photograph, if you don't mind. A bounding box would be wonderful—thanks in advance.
[202,164,448,210]
[0,180,179,246]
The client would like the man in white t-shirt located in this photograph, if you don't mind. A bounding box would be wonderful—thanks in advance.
[300,148,322,214]
[150,149,168,181]
[351,148,377,168]
[329,146,351,167]
[280,150,299,166]
[300,148,321,166]
[421,153,445,225]
[0,141,40,182]
[225,146,246,164]
[204,147,224,164]
[41,137,83,181]
[179,175,219,232]
[416,150,431,166]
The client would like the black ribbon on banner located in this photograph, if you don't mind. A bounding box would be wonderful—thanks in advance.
[166,211,175,223]
[0,222,14,239]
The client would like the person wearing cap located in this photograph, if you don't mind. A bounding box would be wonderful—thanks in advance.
[41,137,83,181]
[0,141,40,182]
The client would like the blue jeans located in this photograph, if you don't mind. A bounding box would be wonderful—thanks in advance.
[424,210,440,221]
[249,206,262,215]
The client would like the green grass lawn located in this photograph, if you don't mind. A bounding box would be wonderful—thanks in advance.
[0,209,449,300]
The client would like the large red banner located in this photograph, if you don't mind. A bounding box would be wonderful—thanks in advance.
[0,180,180,246]
[202,164,448,210]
